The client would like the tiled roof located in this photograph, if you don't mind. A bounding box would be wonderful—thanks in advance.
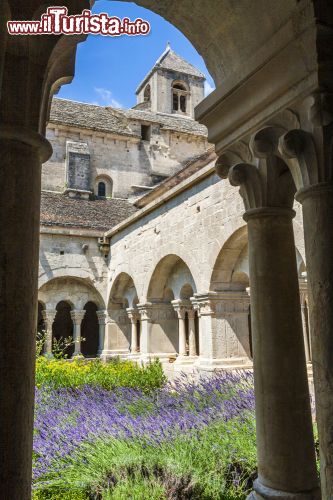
[158,48,205,79]
[136,44,205,93]
[40,191,137,231]
[49,98,207,137]
[49,99,135,137]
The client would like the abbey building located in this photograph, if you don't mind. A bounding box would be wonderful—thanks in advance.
[38,45,310,374]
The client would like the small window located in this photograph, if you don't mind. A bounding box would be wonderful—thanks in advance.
[173,83,186,90]
[144,84,151,102]
[141,125,151,141]
[173,93,179,111]
[98,181,106,197]
[180,95,186,113]
[172,81,188,114]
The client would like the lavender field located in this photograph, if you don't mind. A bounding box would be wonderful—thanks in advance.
[33,364,257,500]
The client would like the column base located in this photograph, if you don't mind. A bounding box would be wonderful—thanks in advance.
[127,352,141,361]
[174,355,198,365]
[197,356,253,372]
[139,352,177,364]
[71,353,84,359]
[100,349,130,361]
[247,479,321,499]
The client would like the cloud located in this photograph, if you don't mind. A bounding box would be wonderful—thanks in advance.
[94,87,122,108]
[204,80,215,97]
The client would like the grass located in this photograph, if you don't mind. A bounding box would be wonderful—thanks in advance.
[33,416,257,499]
[33,368,257,499]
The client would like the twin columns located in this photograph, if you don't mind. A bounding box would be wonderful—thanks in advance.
[126,300,198,357]
[42,309,107,357]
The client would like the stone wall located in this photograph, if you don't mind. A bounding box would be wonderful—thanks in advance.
[43,123,208,198]
[38,229,108,308]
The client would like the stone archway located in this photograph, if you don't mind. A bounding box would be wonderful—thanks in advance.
[144,254,198,360]
[104,272,139,359]
[0,1,331,498]
[53,301,74,358]
[81,302,99,357]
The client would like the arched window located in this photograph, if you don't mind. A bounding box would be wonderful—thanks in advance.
[95,176,113,198]
[144,84,151,102]
[98,181,106,197]
[172,81,189,114]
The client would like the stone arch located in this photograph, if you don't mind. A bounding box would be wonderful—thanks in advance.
[143,84,151,102]
[210,225,249,291]
[38,276,105,310]
[118,245,200,304]
[53,300,74,357]
[172,80,190,114]
[81,301,99,357]
[109,272,139,309]
[209,226,252,361]
[106,272,140,356]
[145,253,197,302]
[145,255,198,356]
[94,174,113,198]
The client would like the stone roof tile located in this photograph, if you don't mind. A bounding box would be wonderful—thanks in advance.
[49,98,207,137]
[40,191,137,231]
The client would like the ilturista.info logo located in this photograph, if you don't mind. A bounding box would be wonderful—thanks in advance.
[7,7,151,36]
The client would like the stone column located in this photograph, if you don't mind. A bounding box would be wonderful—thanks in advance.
[96,310,107,356]
[279,125,333,497]
[219,127,319,499]
[187,309,197,357]
[70,310,86,357]
[171,299,188,357]
[299,277,311,363]
[41,309,57,358]
[137,303,154,362]
[126,308,140,354]
[0,3,89,497]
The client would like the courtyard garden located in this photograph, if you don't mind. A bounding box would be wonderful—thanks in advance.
[33,350,257,500]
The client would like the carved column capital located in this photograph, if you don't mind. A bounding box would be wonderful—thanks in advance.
[171,299,191,319]
[42,309,57,324]
[70,310,86,325]
[192,291,250,318]
[96,310,107,325]
[186,309,196,320]
[126,308,140,323]
[137,303,154,321]
[278,128,333,201]
[191,294,216,317]
[218,127,296,215]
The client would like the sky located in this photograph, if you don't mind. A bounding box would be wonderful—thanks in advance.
[57,1,215,109]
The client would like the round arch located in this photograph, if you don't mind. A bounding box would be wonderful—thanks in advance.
[81,301,99,357]
[94,174,113,198]
[147,254,197,301]
[38,276,105,310]
[210,225,248,291]
[108,272,139,309]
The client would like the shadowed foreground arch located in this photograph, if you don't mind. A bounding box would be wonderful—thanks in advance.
[0,0,331,497]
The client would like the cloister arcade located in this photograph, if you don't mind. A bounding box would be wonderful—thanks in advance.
[1,1,333,499]
[37,236,310,377]
[37,277,106,358]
